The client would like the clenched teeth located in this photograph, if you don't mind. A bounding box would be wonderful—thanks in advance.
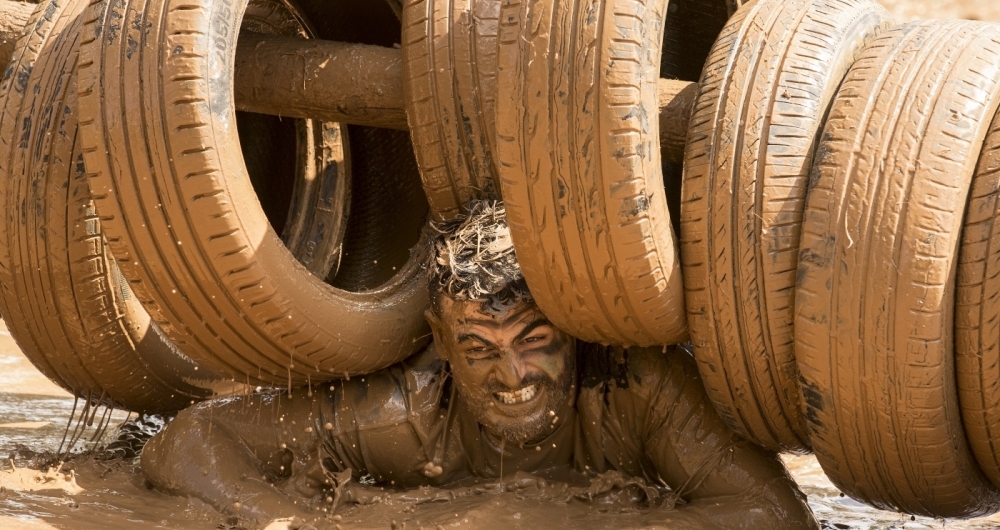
[495,384,538,405]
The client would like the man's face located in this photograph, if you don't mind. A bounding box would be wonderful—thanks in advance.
[426,296,576,443]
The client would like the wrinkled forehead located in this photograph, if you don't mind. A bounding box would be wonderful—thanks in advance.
[438,295,545,330]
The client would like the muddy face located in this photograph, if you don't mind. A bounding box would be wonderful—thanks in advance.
[426,297,575,443]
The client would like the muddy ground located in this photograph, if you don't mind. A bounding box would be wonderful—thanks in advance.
[4,310,1000,530]
[5,1,1000,528]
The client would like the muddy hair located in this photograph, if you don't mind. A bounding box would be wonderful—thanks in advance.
[428,200,533,316]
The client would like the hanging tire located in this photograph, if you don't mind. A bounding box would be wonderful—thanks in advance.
[402,0,501,220]
[680,0,892,454]
[0,0,245,413]
[494,0,708,347]
[77,0,431,385]
[401,0,733,223]
[956,77,1000,491]
[795,19,1000,517]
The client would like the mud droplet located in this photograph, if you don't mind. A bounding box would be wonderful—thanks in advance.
[325,422,334,431]
[232,501,241,511]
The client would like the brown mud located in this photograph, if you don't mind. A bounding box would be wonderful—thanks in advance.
[234,34,407,131]
[4,0,1000,528]
[2,327,1000,529]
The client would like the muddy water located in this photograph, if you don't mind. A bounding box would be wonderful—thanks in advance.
[2,319,1000,529]
[5,1,1000,528]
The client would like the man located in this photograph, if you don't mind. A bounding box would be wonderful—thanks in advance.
[141,201,817,529]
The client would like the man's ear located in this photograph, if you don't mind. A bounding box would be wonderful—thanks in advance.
[424,309,449,360]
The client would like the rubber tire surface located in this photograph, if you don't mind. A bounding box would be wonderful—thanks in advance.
[956,75,1000,490]
[680,0,892,454]
[0,0,240,413]
[233,0,353,282]
[76,0,431,385]
[400,0,730,221]
[795,20,1000,517]
[402,0,501,220]
[495,0,686,347]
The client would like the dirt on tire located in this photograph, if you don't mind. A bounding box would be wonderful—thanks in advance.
[680,0,892,454]
[493,0,705,347]
[402,0,501,220]
[0,0,242,413]
[75,0,432,385]
[955,73,1000,491]
[794,19,1000,517]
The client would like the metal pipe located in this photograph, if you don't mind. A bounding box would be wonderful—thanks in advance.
[233,32,409,130]
[233,32,697,164]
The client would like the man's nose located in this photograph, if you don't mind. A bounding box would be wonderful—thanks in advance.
[495,352,529,388]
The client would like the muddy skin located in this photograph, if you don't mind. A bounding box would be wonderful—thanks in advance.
[142,297,815,528]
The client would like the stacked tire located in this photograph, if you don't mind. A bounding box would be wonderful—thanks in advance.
[677,0,1000,518]
[76,0,433,385]
[681,0,892,454]
[0,0,239,413]
[795,19,1000,517]
[8,0,1000,520]
[0,0,736,411]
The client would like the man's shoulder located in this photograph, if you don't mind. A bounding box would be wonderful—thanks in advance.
[578,343,699,397]
[328,343,448,430]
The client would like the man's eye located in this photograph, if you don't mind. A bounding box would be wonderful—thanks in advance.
[465,349,499,363]
[522,335,548,345]
[466,347,495,357]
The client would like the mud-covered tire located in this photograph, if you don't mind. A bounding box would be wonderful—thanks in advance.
[401,0,733,222]
[222,0,354,283]
[680,0,892,454]
[795,20,1000,517]
[0,0,33,78]
[956,77,1000,491]
[494,0,687,347]
[77,0,431,385]
[0,0,243,413]
[402,0,501,220]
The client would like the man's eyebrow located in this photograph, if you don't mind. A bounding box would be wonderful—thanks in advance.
[457,332,494,346]
[513,319,552,342]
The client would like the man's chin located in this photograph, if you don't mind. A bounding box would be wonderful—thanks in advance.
[479,397,559,443]
[481,412,552,444]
